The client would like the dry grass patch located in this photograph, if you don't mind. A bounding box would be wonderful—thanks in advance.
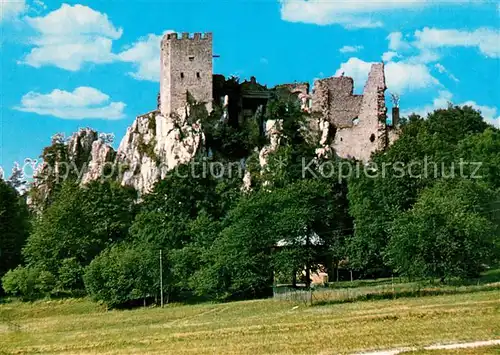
[0,291,499,354]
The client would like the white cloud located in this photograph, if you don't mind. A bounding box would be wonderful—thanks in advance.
[434,63,446,73]
[434,63,459,82]
[1,0,26,21]
[32,0,46,10]
[382,51,399,62]
[280,0,396,28]
[414,27,500,58]
[340,45,363,53]
[27,0,47,15]
[335,57,439,94]
[20,5,172,82]
[279,0,474,28]
[387,32,411,51]
[386,32,439,64]
[21,4,122,70]
[118,31,172,82]
[407,48,441,64]
[402,90,499,127]
[386,27,500,62]
[15,87,125,119]
[335,58,373,91]
[386,61,440,93]
[402,90,452,117]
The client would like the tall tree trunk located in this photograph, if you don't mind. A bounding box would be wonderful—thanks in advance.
[327,254,335,283]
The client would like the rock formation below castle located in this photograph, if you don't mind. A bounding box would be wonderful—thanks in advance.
[114,109,204,194]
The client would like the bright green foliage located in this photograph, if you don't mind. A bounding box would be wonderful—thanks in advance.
[347,105,499,276]
[190,179,350,298]
[457,128,500,189]
[23,181,137,278]
[190,190,278,299]
[169,212,222,294]
[271,179,350,285]
[57,258,85,291]
[2,266,55,300]
[0,179,30,283]
[204,120,262,160]
[254,92,316,189]
[387,180,499,280]
[84,244,160,308]
[128,159,241,301]
[5,97,499,306]
[129,160,232,249]
[202,100,265,162]
[186,92,350,297]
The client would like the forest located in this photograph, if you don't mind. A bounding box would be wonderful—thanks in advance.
[1,93,499,308]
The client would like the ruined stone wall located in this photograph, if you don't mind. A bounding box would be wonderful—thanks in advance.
[331,63,387,162]
[388,127,400,147]
[312,77,363,129]
[276,82,310,96]
[160,33,213,117]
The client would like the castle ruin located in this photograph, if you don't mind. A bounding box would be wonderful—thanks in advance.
[30,31,400,201]
[156,32,398,163]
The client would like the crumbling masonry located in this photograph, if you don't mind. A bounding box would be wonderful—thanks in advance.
[157,32,398,162]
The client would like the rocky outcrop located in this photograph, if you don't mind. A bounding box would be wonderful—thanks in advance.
[258,119,281,168]
[28,128,115,212]
[29,108,205,207]
[115,111,160,195]
[113,110,204,194]
[81,139,115,185]
[66,128,98,165]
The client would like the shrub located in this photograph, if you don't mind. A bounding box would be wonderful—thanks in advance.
[57,258,84,291]
[37,270,57,295]
[2,266,55,300]
[387,180,499,281]
[84,244,160,308]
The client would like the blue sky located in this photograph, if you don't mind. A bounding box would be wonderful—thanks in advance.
[1,0,499,177]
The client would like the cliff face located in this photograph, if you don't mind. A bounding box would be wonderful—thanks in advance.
[115,110,203,194]
[29,111,204,208]
[28,128,113,212]
[81,139,115,185]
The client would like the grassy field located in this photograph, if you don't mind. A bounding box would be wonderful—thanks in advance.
[1,290,499,355]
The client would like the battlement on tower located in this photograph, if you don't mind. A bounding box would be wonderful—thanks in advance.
[163,32,212,42]
[164,32,212,40]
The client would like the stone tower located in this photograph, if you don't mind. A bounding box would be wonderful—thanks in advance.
[159,32,213,117]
